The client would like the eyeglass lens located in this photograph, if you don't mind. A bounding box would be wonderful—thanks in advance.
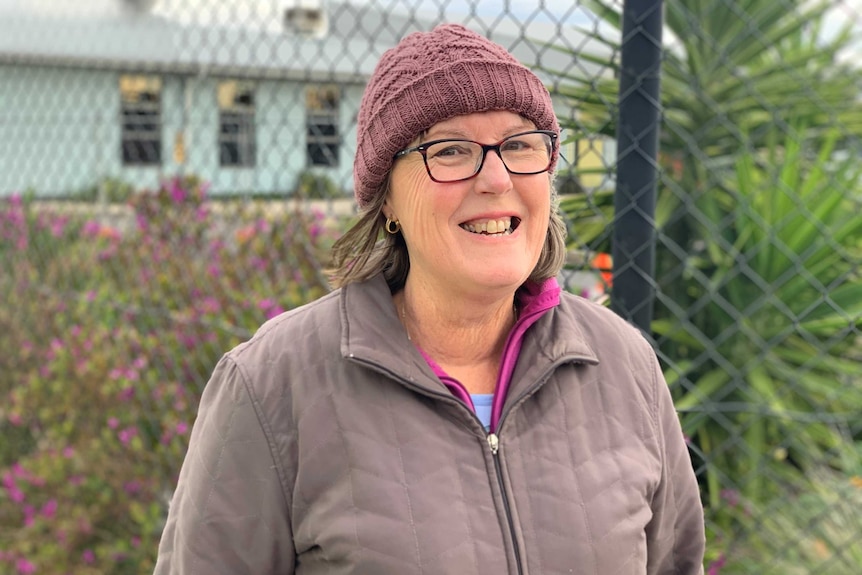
[423,131,553,182]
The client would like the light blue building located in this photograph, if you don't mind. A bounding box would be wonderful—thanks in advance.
[0,0,612,198]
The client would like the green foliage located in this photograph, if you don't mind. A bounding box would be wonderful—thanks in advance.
[294,170,345,199]
[0,177,336,573]
[550,0,862,152]
[71,177,136,203]
[660,125,862,503]
[547,1,862,567]
[707,468,862,574]
[557,184,614,252]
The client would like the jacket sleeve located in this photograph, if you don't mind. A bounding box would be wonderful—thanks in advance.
[154,356,296,575]
[644,350,706,575]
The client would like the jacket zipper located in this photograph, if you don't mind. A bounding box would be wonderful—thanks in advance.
[484,358,589,575]
[350,355,589,575]
[487,433,524,575]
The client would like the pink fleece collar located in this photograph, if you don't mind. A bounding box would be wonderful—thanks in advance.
[415,277,561,432]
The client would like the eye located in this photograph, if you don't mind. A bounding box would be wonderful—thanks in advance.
[501,137,533,152]
[430,143,474,159]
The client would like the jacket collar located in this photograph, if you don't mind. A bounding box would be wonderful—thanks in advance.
[340,273,599,400]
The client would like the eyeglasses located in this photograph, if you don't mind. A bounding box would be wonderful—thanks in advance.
[393,130,558,183]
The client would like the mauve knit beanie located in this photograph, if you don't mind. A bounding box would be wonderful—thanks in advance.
[353,23,560,208]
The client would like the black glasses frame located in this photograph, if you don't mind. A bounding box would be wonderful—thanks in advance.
[393,129,558,183]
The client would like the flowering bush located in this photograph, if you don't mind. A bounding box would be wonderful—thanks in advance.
[0,177,336,573]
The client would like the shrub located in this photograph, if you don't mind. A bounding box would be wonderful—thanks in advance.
[293,170,345,199]
[0,176,335,573]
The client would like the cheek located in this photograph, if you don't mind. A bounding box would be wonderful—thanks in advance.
[527,188,552,244]
[388,164,430,218]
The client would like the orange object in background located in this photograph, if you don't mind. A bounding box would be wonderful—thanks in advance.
[592,252,613,288]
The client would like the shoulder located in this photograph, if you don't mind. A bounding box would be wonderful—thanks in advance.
[224,288,344,386]
[555,291,663,415]
[557,291,653,355]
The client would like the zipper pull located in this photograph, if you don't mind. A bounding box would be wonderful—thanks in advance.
[487,432,499,455]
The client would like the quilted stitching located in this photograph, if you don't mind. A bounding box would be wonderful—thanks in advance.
[156,274,704,574]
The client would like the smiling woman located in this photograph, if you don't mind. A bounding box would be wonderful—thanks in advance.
[154,23,706,575]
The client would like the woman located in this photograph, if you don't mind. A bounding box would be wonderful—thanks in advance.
[154,23,705,574]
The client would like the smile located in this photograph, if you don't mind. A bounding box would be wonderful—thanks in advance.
[460,217,520,236]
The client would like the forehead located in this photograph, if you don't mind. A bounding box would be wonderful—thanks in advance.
[423,111,535,141]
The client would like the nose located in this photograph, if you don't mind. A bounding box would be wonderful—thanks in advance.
[474,148,512,192]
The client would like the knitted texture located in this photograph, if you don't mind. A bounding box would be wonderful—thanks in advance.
[353,23,560,208]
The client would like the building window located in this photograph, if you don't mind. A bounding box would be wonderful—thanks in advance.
[306,85,340,167]
[120,75,162,166]
[218,80,256,167]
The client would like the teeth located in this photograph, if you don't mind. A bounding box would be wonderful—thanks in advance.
[461,217,513,235]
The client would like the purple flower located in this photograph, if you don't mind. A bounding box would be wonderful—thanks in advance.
[309,222,324,241]
[9,486,25,503]
[251,256,268,272]
[82,549,95,564]
[123,481,141,495]
[200,297,220,314]
[82,220,101,237]
[707,554,726,575]
[258,298,285,320]
[15,558,36,574]
[49,338,63,355]
[118,427,138,446]
[107,417,119,429]
[41,499,57,519]
[49,216,68,238]
[169,179,187,204]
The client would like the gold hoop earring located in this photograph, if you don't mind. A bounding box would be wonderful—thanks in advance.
[385,218,401,234]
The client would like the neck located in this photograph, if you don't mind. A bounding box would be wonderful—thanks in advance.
[396,281,518,370]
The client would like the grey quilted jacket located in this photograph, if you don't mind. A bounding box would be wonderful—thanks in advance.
[154,273,705,574]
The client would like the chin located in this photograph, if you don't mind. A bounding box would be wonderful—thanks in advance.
[466,267,531,291]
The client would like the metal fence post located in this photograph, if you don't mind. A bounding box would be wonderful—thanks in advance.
[611,0,663,333]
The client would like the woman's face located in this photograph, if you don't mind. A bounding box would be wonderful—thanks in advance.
[385,110,552,300]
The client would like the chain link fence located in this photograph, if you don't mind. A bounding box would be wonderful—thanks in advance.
[1,0,861,573]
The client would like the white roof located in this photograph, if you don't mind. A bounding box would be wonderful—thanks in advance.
[0,0,611,82]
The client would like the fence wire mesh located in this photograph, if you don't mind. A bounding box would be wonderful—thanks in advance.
[1,0,861,573]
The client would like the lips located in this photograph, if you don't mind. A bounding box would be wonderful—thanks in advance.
[460,216,521,235]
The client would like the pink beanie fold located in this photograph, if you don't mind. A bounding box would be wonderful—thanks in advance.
[353,24,560,208]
